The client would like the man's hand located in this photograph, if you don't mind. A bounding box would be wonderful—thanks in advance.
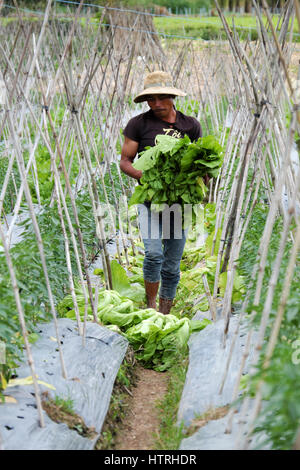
[120,136,142,180]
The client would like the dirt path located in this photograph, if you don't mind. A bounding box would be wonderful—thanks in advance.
[114,364,169,450]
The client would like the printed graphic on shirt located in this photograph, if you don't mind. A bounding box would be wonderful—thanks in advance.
[163,128,182,138]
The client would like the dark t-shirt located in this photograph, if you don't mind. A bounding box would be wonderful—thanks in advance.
[123,109,202,154]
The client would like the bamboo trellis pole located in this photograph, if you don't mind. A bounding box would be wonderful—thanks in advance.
[6,109,68,379]
[0,221,45,427]
[204,0,300,448]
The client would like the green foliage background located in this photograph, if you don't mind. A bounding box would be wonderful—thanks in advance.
[236,204,300,450]
[0,161,129,388]
[2,0,212,13]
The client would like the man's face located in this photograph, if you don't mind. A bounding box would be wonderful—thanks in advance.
[145,94,174,119]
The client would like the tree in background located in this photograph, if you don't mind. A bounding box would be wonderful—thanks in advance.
[245,0,252,13]
[111,0,211,14]
[2,0,47,10]
[0,0,289,16]
[217,0,287,13]
[104,0,289,15]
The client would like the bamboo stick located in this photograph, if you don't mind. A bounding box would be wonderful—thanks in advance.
[202,273,217,321]
[0,222,45,427]
[7,110,68,379]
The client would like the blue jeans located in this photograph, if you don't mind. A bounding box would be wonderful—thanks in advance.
[138,202,188,300]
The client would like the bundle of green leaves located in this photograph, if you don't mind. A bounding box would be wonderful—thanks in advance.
[58,284,209,371]
[128,134,223,210]
[58,261,210,372]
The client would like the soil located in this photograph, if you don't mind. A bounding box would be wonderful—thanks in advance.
[41,391,97,440]
[186,406,230,437]
[113,364,169,450]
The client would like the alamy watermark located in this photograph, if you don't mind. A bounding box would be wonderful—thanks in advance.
[95,197,205,247]
[0,340,5,365]
[292,339,300,365]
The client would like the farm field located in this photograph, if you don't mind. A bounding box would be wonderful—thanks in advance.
[1,7,300,43]
[0,0,300,453]
[154,12,300,40]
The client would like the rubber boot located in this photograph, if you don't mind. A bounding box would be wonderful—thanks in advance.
[144,280,159,309]
[158,297,173,315]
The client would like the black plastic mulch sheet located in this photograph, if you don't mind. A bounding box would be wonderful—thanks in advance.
[0,318,128,450]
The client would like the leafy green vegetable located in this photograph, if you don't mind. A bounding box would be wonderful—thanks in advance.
[129,134,223,210]
[218,271,246,303]
[110,260,145,303]
[58,280,210,371]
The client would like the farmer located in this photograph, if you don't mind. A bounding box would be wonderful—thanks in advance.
[120,71,202,315]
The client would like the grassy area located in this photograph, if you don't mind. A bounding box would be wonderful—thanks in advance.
[154,352,188,450]
[1,12,299,42]
[154,14,300,41]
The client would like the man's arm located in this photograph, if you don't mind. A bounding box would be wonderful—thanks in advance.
[120,136,142,180]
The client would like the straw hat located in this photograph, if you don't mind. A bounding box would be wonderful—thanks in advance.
[133,71,186,103]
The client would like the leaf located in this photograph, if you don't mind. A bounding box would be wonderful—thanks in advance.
[28,333,39,344]
[132,146,161,171]
[147,188,156,199]
[93,268,104,276]
[7,375,56,390]
[111,260,131,294]
[196,135,223,155]
[218,271,245,302]
[36,380,56,391]
[207,167,220,178]
[128,185,147,206]
[155,134,187,154]
[181,192,191,203]
[194,158,221,168]
[180,145,199,171]
[169,133,191,155]
[205,227,222,257]
[1,373,7,390]
[218,272,228,297]
[110,260,145,303]
[196,176,207,198]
